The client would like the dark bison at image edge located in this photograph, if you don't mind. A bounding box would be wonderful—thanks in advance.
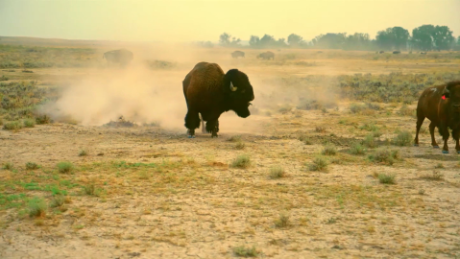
[231,51,245,58]
[182,62,255,138]
[414,81,460,153]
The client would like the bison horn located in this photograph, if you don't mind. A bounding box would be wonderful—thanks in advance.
[230,81,237,91]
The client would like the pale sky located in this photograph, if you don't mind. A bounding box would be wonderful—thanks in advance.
[0,0,458,43]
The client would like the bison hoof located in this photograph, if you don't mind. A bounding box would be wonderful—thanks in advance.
[457,150,460,154]
[413,144,419,147]
[442,150,449,154]
[188,135,195,138]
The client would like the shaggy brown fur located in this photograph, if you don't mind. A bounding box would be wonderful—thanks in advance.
[414,81,460,153]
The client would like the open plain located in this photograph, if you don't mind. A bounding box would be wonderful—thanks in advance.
[1,41,460,258]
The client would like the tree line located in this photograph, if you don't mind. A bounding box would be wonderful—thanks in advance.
[201,25,460,51]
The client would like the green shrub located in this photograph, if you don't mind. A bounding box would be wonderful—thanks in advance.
[35,115,51,125]
[231,155,251,169]
[3,121,23,131]
[378,173,396,184]
[368,148,399,165]
[2,162,13,170]
[322,144,337,156]
[274,213,290,228]
[28,197,47,217]
[235,141,245,150]
[49,195,65,208]
[233,245,259,257]
[363,134,378,148]
[393,131,412,146]
[23,118,35,128]
[309,157,328,171]
[25,162,39,170]
[349,143,366,155]
[269,166,286,179]
[57,162,73,173]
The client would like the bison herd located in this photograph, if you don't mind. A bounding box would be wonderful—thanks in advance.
[101,48,459,154]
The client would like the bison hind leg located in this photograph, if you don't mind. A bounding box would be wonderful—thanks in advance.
[206,120,219,138]
[185,111,200,137]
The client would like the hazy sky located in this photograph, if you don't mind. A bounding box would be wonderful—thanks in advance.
[0,0,458,42]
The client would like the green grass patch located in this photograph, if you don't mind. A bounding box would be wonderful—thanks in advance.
[232,245,259,257]
[231,154,251,169]
[57,162,73,174]
[23,118,35,128]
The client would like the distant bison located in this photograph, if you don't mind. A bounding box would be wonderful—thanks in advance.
[420,52,427,55]
[257,51,275,60]
[231,51,245,58]
[414,81,460,153]
[103,49,133,67]
[379,50,385,54]
[182,62,255,138]
[393,51,401,54]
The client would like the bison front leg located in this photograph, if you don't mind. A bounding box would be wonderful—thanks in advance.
[439,123,450,154]
[206,120,219,138]
[185,110,200,138]
[452,129,460,154]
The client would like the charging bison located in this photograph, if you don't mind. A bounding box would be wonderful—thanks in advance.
[231,51,245,58]
[414,81,460,154]
[182,62,255,138]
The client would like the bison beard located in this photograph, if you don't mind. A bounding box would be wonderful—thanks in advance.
[414,81,460,154]
[182,62,255,138]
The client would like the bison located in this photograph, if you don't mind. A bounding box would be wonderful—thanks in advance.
[414,81,460,154]
[103,49,133,67]
[231,51,245,58]
[182,62,255,138]
[393,51,401,54]
[257,51,275,60]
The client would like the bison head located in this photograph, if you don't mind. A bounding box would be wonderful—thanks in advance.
[223,69,255,118]
[444,81,460,108]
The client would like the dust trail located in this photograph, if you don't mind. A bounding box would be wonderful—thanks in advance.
[40,64,187,131]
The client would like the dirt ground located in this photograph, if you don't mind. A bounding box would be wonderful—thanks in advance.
[1,47,460,259]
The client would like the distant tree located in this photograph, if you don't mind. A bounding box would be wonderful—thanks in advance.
[433,26,455,50]
[259,34,277,48]
[412,25,436,51]
[219,33,241,47]
[312,33,347,49]
[196,41,214,48]
[343,33,372,50]
[376,27,409,51]
[249,35,260,48]
[248,34,287,48]
[287,33,304,47]
[455,36,460,51]
[219,33,231,46]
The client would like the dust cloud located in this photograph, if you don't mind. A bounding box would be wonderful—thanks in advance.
[39,45,340,136]
[39,63,187,131]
